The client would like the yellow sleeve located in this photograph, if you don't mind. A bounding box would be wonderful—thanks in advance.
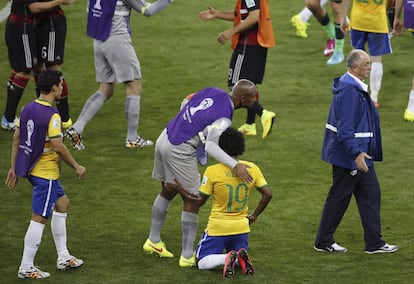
[251,163,268,189]
[48,113,62,139]
[200,166,215,196]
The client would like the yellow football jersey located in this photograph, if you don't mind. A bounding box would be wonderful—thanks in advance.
[200,160,268,236]
[350,0,388,33]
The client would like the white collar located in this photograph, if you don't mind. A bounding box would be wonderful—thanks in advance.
[347,72,368,92]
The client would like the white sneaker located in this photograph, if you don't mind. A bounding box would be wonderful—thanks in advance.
[57,255,84,270]
[314,242,348,253]
[18,266,50,279]
[1,115,18,131]
[365,243,398,254]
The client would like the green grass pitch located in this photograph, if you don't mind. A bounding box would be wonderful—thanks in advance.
[0,1,413,283]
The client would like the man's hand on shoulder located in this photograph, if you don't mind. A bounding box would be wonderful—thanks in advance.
[233,163,252,183]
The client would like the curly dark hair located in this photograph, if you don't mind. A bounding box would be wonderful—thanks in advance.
[219,127,245,157]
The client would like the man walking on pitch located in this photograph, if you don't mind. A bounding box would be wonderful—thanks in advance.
[5,70,86,279]
[314,50,397,254]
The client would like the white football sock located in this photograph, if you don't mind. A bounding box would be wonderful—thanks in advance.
[20,221,45,269]
[197,254,227,270]
[407,90,414,112]
[320,0,329,7]
[51,211,70,260]
[370,62,383,103]
[300,0,328,22]
[299,7,313,23]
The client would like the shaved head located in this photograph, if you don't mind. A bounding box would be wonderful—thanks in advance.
[232,79,257,98]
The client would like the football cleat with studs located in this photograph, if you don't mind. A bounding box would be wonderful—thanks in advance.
[143,238,174,258]
[1,115,19,131]
[404,109,414,122]
[237,248,255,275]
[125,136,154,148]
[291,14,309,38]
[223,250,238,278]
[18,266,50,279]
[238,123,257,136]
[57,255,84,270]
[65,127,85,150]
[261,110,276,139]
[179,255,196,268]
[324,39,335,57]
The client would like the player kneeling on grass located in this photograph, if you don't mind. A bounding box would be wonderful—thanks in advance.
[166,127,272,278]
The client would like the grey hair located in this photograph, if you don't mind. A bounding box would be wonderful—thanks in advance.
[346,49,364,68]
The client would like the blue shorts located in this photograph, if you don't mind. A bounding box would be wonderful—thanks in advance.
[195,231,249,261]
[29,176,65,218]
[350,29,392,56]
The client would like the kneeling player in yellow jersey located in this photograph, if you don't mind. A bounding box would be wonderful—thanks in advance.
[167,127,272,278]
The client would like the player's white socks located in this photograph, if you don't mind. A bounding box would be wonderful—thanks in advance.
[407,90,414,112]
[149,195,170,243]
[20,220,45,269]
[320,0,329,7]
[299,7,313,23]
[370,62,383,103]
[181,211,198,259]
[125,95,140,141]
[197,254,227,270]
[73,91,107,133]
[51,211,70,260]
[300,0,328,23]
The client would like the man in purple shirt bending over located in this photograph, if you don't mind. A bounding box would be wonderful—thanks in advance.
[143,79,257,268]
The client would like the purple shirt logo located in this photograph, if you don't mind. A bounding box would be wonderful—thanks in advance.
[167,88,233,145]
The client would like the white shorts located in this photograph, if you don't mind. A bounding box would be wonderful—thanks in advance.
[152,129,201,194]
[93,33,141,83]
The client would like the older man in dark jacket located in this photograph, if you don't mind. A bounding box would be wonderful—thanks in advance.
[314,49,398,254]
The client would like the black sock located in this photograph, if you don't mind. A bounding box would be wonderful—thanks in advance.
[55,97,70,122]
[4,82,24,121]
[246,101,264,124]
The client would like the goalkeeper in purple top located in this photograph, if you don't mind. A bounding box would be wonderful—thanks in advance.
[143,79,257,268]
[65,0,173,150]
